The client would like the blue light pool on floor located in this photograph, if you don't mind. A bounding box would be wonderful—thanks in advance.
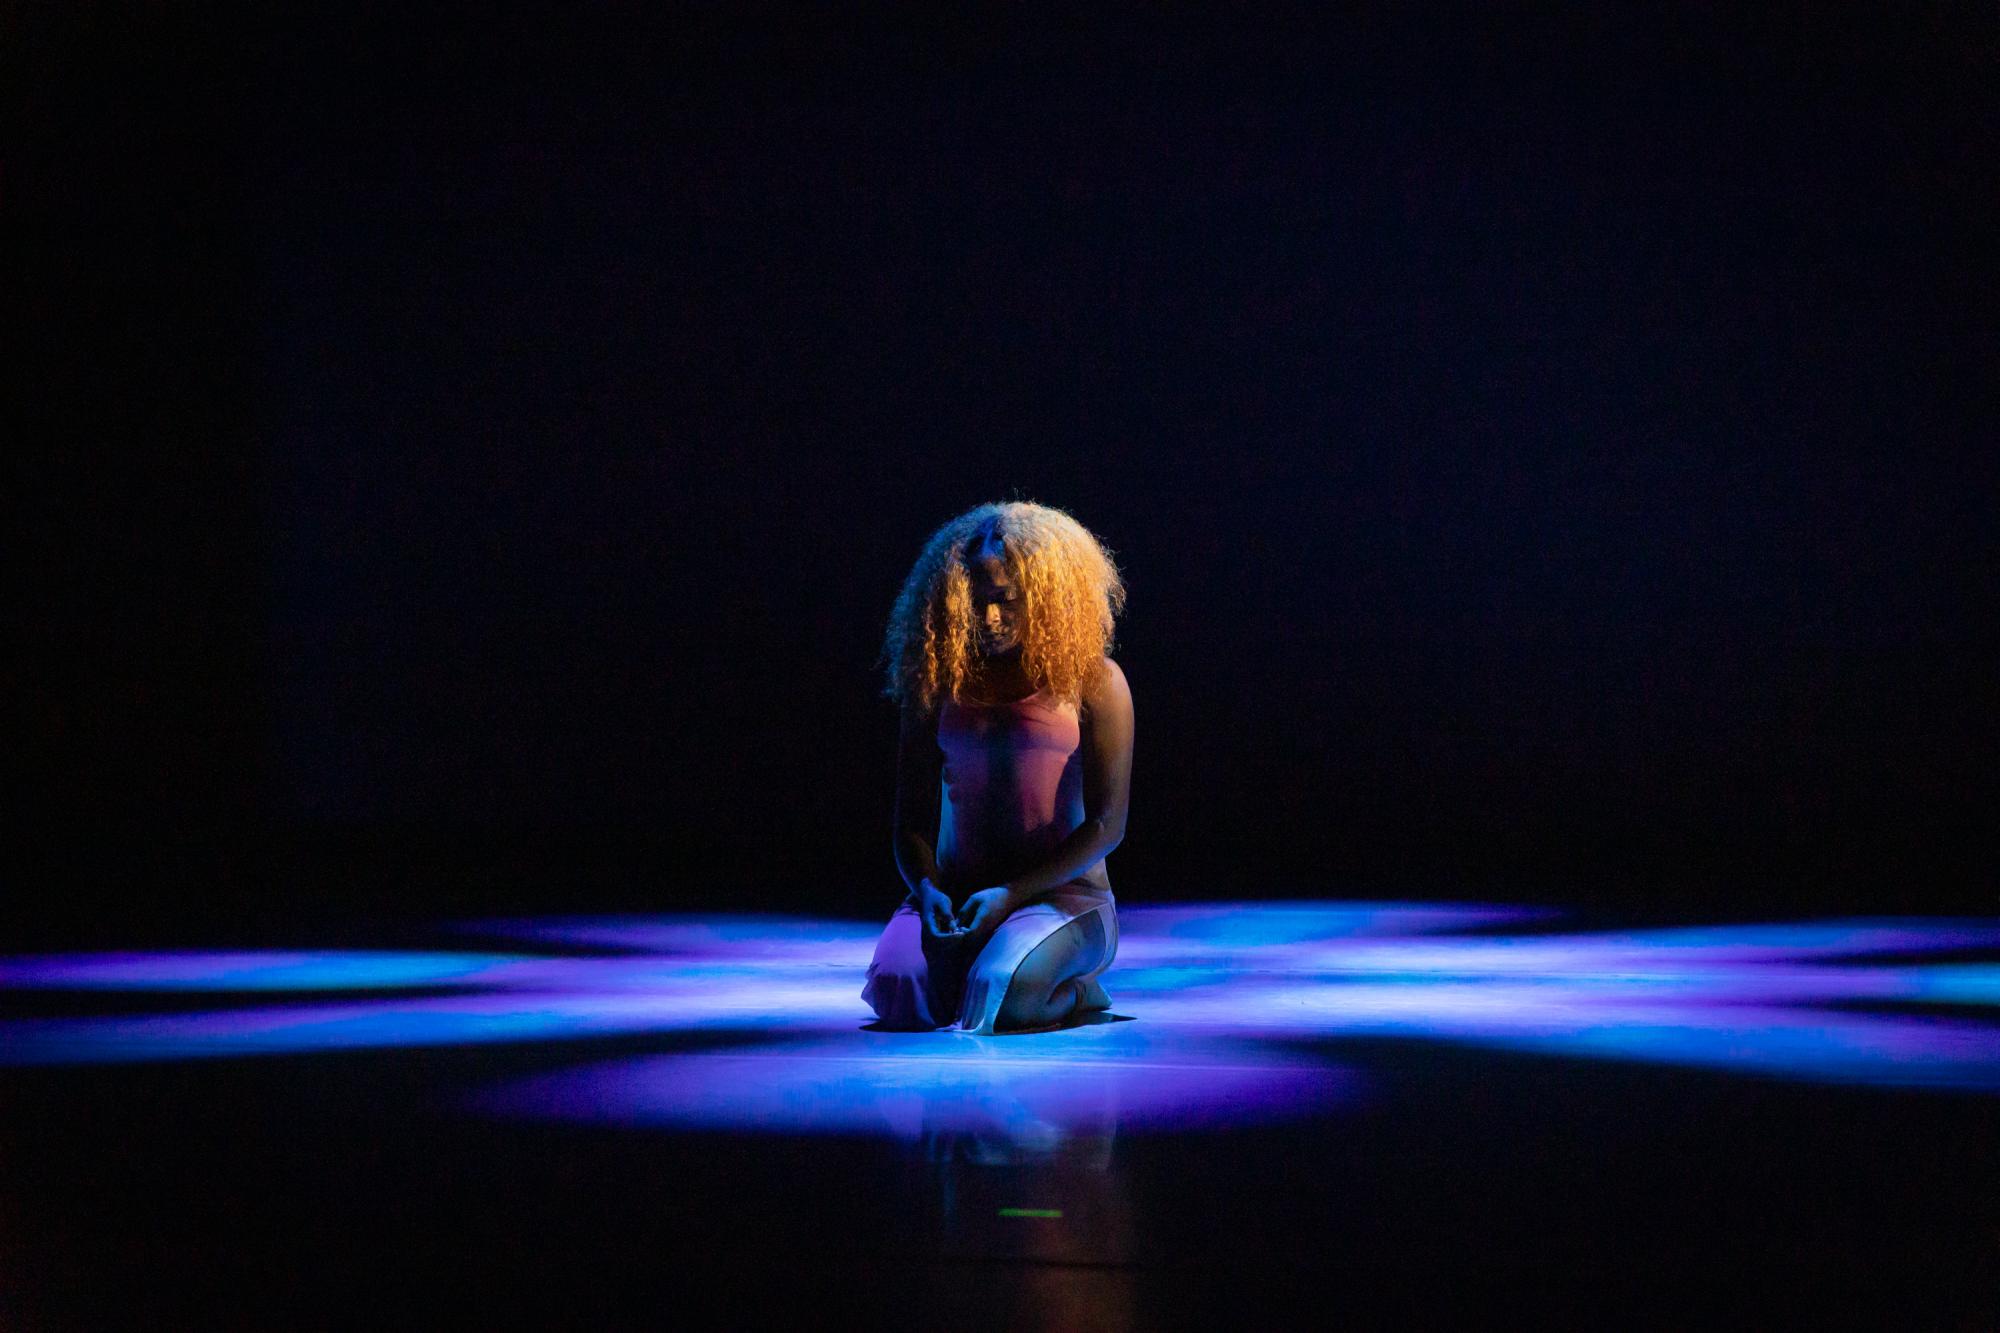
[2,904,1997,1151]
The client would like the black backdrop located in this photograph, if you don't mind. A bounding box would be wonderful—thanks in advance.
[16,6,1994,941]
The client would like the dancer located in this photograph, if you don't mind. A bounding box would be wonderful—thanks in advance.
[861,500,1133,1034]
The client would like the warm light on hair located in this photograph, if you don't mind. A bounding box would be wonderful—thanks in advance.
[881,500,1127,715]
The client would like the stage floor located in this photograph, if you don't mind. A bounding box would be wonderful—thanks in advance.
[4,902,1997,1327]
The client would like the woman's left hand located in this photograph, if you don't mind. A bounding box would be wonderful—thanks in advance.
[954,887,1018,943]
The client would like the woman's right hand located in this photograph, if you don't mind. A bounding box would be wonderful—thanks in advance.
[916,882,964,942]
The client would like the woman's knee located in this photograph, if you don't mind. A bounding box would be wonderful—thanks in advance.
[863,904,932,997]
[869,903,924,967]
[863,951,941,1028]
[994,913,1108,1029]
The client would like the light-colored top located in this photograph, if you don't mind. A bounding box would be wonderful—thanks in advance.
[933,688,1112,901]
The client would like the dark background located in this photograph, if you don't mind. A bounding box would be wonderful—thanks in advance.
[14,5,1994,943]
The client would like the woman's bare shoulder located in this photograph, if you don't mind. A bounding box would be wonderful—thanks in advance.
[1081,656,1130,717]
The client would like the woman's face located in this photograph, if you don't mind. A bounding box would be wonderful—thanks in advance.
[968,532,1022,658]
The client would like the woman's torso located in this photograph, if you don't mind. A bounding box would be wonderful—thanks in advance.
[932,684,1112,901]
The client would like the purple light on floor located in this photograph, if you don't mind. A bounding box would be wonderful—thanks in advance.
[1,905,1996,1137]
[0,951,540,991]
[451,914,887,957]
[471,1034,1356,1145]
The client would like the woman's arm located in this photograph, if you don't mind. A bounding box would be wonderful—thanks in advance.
[992,657,1134,907]
[892,700,947,899]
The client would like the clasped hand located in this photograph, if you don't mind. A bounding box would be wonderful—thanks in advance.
[918,884,1016,952]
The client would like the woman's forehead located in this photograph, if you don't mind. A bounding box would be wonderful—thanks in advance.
[967,529,1011,579]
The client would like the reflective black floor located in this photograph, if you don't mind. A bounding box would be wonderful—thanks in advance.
[5,903,1998,1328]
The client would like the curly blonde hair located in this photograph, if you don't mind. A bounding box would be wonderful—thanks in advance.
[881,500,1127,715]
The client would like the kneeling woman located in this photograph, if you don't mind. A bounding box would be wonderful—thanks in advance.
[862,500,1133,1035]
